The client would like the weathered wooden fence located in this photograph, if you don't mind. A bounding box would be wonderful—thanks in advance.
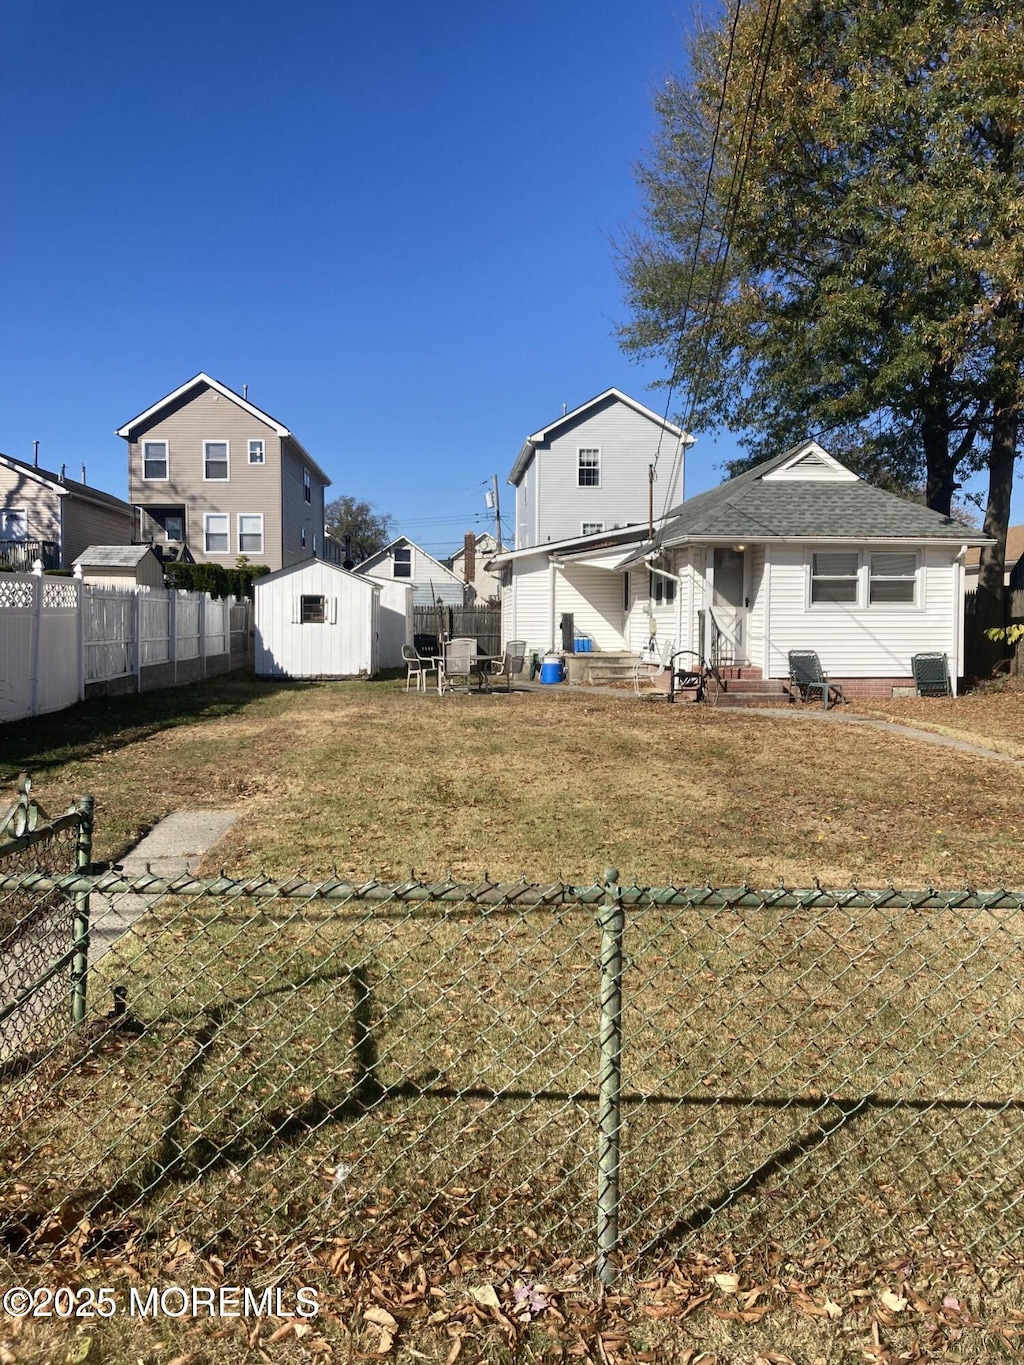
[412,604,501,656]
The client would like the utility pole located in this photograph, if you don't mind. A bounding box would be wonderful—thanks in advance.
[491,474,503,549]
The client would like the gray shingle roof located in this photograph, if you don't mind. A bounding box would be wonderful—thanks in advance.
[72,545,156,568]
[657,448,985,544]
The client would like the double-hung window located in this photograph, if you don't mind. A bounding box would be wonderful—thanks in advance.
[204,514,230,553]
[393,546,412,578]
[204,441,229,480]
[581,521,604,536]
[578,448,600,487]
[303,469,312,503]
[649,572,676,606]
[811,552,859,604]
[248,439,265,465]
[869,551,917,604]
[238,514,264,554]
[142,440,168,480]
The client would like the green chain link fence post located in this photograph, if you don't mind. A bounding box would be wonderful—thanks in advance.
[596,865,625,1285]
[70,794,94,1025]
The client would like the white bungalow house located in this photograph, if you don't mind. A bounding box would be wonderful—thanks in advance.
[489,441,992,696]
[357,535,465,607]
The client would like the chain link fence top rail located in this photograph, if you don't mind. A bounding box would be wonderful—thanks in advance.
[1,827,1023,1280]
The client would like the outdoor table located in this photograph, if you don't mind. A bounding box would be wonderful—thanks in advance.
[472,654,502,691]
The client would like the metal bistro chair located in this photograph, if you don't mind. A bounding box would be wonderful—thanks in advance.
[788,649,848,710]
[490,639,526,691]
[402,643,438,692]
[911,652,952,697]
[439,637,476,694]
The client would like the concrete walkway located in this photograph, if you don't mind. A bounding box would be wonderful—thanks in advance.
[90,810,240,962]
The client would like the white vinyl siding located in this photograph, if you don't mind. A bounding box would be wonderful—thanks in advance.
[204,513,230,553]
[533,398,684,545]
[238,513,264,555]
[143,440,169,481]
[204,441,229,481]
[764,544,955,680]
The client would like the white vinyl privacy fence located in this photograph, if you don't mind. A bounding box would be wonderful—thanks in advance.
[0,567,250,724]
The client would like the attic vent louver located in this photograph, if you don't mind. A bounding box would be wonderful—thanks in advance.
[791,451,828,469]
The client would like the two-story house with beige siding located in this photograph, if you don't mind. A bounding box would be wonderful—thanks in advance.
[117,373,331,573]
[0,451,133,570]
[508,388,690,549]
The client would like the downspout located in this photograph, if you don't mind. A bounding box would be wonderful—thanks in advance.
[954,543,967,695]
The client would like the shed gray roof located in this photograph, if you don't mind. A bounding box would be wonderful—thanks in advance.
[655,446,988,545]
[72,544,159,567]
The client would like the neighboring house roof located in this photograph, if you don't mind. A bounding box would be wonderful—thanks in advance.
[487,522,656,567]
[0,451,132,514]
[114,372,331,487]
[649,443,991,548]
[965,524,1024,569]
[508,387,687,486]
[72,545,160,568]
[357,536,462,582]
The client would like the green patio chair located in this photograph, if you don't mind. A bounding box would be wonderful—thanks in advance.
[787,650,848,710]
[911,652,952,697]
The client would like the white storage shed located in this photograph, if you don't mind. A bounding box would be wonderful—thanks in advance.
[254,558,381,679]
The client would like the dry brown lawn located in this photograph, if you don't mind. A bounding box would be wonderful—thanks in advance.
[857,676,1024,761]
[3,674,1022,889]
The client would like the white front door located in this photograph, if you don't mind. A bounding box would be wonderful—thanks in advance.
[711,548,746,664]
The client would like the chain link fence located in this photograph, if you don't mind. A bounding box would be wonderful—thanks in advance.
[1,791,1023,1282]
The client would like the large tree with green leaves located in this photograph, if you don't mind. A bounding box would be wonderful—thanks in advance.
[324,495,395,565]
[619,0,1024,650]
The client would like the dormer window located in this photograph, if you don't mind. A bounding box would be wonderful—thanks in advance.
[578,448,601,487]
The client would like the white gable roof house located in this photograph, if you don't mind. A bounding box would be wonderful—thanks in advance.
[491,439,991,698]
[357,536,465,607]
[509,387,690,550]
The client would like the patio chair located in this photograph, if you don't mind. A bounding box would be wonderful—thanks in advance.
[911,652,952,697]
[438,637,476,694]
[402,643,438,692]
[633,637,675,696]
[489,640,526,691]
[787,650,848,710]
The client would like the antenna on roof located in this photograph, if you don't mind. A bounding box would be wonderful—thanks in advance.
[81,464,87,484]
[33,441,39,468]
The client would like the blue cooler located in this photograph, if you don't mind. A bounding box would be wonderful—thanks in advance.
[540,655,565,684]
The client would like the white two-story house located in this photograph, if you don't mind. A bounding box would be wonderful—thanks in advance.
[508,388,690,549]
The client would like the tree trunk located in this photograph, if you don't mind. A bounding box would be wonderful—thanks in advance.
[922,411,956,516]
[972,402,1017,676]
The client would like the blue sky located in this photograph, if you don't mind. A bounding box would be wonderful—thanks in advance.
[1,0,749,555]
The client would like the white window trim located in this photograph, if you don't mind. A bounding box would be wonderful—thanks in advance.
[805,549,924,610]
[577,446,601,489]
[237,512,265,555]
[0,508,28,539]
[203,513,231,555]
[248,439,266,465]
[142,439,169,482]
[203,439,230,482]
[581,521,605,536]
